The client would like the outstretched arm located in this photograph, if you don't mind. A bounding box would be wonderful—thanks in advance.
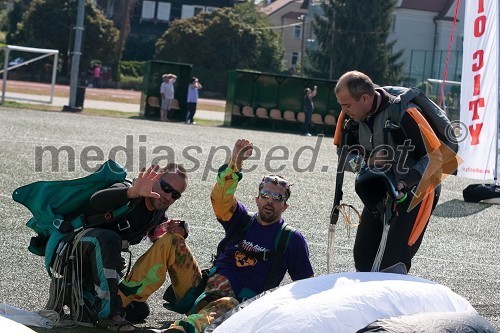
[211,139,253,221]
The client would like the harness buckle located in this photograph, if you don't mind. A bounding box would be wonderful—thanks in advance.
[117,219,131,231]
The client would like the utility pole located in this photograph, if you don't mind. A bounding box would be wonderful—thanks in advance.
[116,0,132,80]
[300,14,306,77]
[63,0,85,112]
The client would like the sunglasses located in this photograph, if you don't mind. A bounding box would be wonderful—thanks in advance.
[259,190,285,202]
[159,179,182,200]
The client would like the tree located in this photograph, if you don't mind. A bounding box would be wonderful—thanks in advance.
[309,0,403,84]
[155,4,284,90]
[8,0,119,77]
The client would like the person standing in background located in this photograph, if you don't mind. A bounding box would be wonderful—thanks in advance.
[93,64,102,89]
[160,73,177,122]
[303,85,317,136]
[185,77,202,125]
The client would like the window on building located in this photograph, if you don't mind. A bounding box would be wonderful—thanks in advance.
[141,0,156,20]
[206,6,215,13]
[141,1,171,22]
[157,2,171,21]
[294,25,302,40]
[182,5,204,18]
[291,52,299,65]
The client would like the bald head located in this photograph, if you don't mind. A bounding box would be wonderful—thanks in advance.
[334,71,376,100]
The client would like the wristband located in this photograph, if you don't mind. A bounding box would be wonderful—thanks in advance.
[396,193,407,204]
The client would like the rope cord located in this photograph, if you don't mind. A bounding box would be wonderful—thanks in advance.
[439,0,462,107]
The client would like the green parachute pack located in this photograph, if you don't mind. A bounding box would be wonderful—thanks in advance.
[12,160,128,274]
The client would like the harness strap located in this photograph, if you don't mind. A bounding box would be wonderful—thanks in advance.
[84,198,142,230]
[371,194,398,272]
[263,223,296,290]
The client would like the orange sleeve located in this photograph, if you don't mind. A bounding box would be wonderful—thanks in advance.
[333,111,346,147]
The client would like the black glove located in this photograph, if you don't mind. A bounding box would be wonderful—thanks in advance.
[180,220,189,239]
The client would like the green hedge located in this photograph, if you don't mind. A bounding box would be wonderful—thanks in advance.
[120,61,144,78]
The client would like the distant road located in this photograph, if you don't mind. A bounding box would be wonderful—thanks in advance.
[1,79,226,121]
[2,79,226,107]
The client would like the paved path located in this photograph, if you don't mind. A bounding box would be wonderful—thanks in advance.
[2,90,225,122]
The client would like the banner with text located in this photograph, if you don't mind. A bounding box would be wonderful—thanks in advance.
[458,0,499,180]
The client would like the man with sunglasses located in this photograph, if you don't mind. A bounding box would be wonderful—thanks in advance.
[152,138,314,333]
[71,163,188,332]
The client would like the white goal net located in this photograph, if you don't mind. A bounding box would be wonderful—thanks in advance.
[1,45,59,105]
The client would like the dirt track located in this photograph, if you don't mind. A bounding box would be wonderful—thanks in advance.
[3,80,225,106]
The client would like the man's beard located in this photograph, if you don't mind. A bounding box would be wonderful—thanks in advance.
[259,204,278,223]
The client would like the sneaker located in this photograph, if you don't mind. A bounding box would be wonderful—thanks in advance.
[191,121,196,125]
[303,133,312,137]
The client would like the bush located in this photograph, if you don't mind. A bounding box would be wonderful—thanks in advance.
[118,75,143,90]
[120,61,144,78]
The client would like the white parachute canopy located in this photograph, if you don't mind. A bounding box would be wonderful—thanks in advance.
[213,272,475,333]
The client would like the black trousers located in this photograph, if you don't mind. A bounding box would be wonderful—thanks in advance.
[186,102,197,123]
[353,187,440,272]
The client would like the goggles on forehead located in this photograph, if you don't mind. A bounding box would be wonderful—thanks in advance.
[259,190,285,202]
[260,175,291,189]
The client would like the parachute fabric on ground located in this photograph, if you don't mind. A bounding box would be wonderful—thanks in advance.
[0,302,53,331]
[0,316,37,333]
[213,272,476,333]
[357,310,497,333]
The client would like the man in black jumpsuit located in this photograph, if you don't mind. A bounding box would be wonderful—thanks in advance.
[75,163,188,332]
[334,71,443,274]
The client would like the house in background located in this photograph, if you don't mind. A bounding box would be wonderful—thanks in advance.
[262,0,308,74]
[93,0,239,53]
[265,0,464,84]
[390,0,465,86]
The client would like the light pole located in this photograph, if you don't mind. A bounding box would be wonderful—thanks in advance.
[63,0,85,112]
[300,14,306,77]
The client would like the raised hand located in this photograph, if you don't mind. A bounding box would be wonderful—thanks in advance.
[231,138,253,165]
[127,165,163,199]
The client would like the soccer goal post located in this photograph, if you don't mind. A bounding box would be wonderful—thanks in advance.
[1,45,59,105]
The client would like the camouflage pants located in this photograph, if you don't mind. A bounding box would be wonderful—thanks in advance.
[118,233,202,308]
[171,274,239,333]
[118,233,239,333]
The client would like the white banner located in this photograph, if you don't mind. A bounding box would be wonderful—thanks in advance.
[458,0,499,180]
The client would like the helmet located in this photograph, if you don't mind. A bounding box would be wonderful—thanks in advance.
[355,168,398,210]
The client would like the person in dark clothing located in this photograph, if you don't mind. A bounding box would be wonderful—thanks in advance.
[302,86,317,136]
[69,163,188,332]
[334,71,443,274]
